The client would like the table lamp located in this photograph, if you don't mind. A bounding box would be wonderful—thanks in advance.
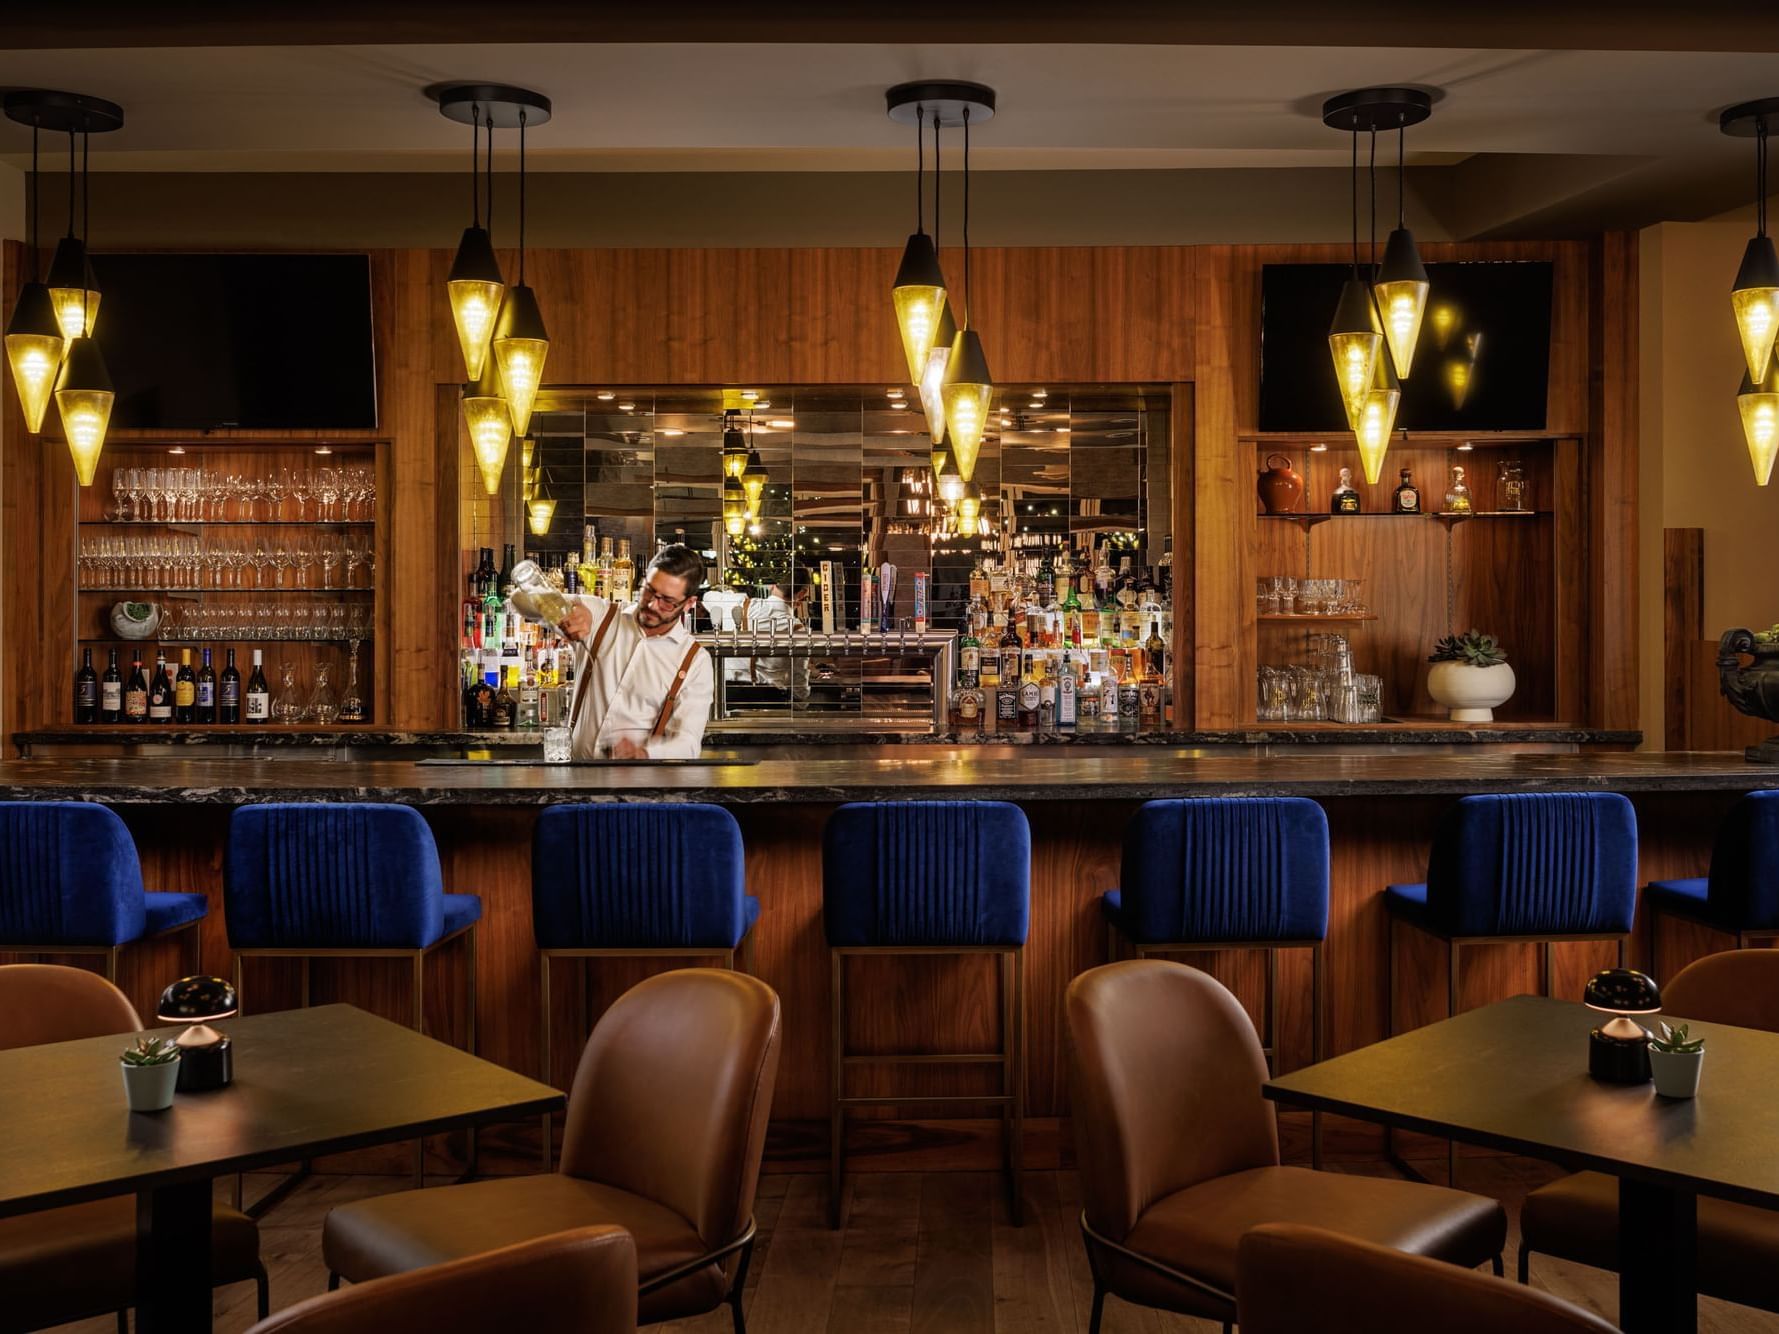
[1583,968,1661,1084]
[157,975,237,1092]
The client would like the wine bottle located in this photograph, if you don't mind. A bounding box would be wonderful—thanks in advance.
[244,649,270,723]
[100,648,122,723]
[125,657,149,722]
[74,648,98,723]
[147,653,174,722]
[195,648,216,724]
[497,542,516,598]
[219,648,242,724]
[174,649,196,724]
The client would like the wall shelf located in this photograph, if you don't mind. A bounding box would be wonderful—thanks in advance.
[1257,613,1378,623]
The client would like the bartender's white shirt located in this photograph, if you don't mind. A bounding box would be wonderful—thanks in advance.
[566,595,714,760]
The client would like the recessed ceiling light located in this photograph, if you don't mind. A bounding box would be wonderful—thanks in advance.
[886,387,904,397]
[889,401,906,409]
[660,428,685,437]
[618,401,635,411]
[1309,441,1329,452]
[1032,388,1048,398]
[1054,427,1071,434]
[753,400,772,410]
[597,391,615,401]
[1456,441,1475,452]
[740,389,759,401]
[766,418,795,430]
[1028,400,1043,409]
[167,446,186,454]
[314,445,333,455]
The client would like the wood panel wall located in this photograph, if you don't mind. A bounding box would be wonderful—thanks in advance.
[2,238,1639,736]
[1664,525,1775,754]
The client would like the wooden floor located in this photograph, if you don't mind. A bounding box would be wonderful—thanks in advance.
[58,1159,1779,1333]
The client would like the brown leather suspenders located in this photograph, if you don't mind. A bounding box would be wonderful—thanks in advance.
[649,643,705,739]
[568,604,704,743]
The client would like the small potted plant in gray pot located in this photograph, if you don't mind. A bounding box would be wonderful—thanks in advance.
[120,1036,182,1112]
[1426,629,1517,722]
[1648,1021,1705,1098]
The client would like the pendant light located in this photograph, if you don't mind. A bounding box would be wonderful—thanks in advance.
[955,481,984,530]
[1722,99,1779,385]
[1327,129,1382,428]
[462,359,512,495]
[917,113,953,443]
[938,94,997,484]
[936,448,966,504]
[1739,359,1779,486]
[492,103,549,436]
[930,442,950,476]
[721,409,750,479]
[445,101,504,382]
[45,123,103,342]
[889,103,947,385]
[1373,108,1432,378]
[741,427,769,519]
[1355,351,1402,486]
[722,477,748,537]
[3,110,63,432]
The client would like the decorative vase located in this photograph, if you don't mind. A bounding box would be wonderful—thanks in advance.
[1257,453,1305,515]
[121,1057,181,1113]
[1426,661,1517,722]
[110,601,162,641]
[1718,628,1779,762]
[1649,1047,1704,1099]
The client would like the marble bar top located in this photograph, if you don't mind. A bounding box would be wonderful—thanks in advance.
[0,751,1768,807]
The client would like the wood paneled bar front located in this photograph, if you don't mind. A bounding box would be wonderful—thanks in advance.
[0,751,1760,1170]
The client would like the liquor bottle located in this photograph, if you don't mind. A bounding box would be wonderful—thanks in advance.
[958,623,981,685]
[1444,464,1473,514]
[968,558,989,603]
[125,657,149,722]
[1390,467,1421,514]
[1017,652,1042,731]
[1146,618,1168,682]
[596,537,614,600]
[1094,546,1116,607]
[1157,537,1174,605]
[1057,652,1077,731]
[474,547,496,600]
[1038,666,1057,733]
[1100,669,1119,724]
[244,650,271,723]
[99,648,122,723]
[948,681,983,734]
[1060,581,1084,648]
[174,649,196,724]
[74,648,99,723]
[147,654,174,723]
[497,543,516,597]
[196,648,216,724]
[995,668,1019,731]
[612,538,635,604]
[998,616,1022,688]
[518,662,541,729]
[1331,466,1362,513]
[491,668,517,730]
[220,649,242,723]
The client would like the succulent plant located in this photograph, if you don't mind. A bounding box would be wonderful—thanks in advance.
[120,1036,182,1067]
[1428,629,1508,667]
[1649,1021,1705,1055]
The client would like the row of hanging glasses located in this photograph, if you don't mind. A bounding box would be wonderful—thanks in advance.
[80,532,375,589]
[106,465,376,523]
[153,600,373,643]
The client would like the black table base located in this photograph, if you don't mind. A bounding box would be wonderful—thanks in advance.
[1619,1179,1697,1334]
[136,1179,213,1332]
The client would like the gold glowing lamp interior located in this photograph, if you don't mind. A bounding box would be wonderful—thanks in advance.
[919,302,957,446]
[462,362,512,496]
[940,326,993,482]
[447,224,505,382]
[955,481,984,529]
[526,494,558,537]
[1740,358,1779,486]
[742,450,769,517]
[892,230,948,386]
[936,448,966,503]
[721,413,750,479]
[722,477,748,537]
[492,283,549,437]
[1373,226,1430,378]
[1354,353,1401,486]
[1328,276,1383,431]
[54,334,114,486]
[4,282,65,434]
[1732,235,1779,386]
[45,236,101,342]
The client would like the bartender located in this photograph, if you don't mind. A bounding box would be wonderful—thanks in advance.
[558,543,715,760]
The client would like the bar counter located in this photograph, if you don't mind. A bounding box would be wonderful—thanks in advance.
[2,748,1767,1170]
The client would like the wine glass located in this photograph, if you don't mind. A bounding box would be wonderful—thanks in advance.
[265,469,288,524]
[110,468,130,522]
[290,469,311,523]
[316,467,340,523]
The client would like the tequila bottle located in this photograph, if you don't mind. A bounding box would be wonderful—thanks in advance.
[1445,465,1473,514]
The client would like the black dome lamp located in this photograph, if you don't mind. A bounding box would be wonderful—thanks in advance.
[157,974,238,1091]
[1583,968,1662,1084]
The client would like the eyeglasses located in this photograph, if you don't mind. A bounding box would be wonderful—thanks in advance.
[639,582,691,611]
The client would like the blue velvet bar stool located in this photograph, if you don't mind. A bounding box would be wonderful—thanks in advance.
[1647,790,1779,979]
[226,802,482,1186]
[1101,797,1331,1165]
[0,801,207,981]
[1384,791,1637,1184]
[823,800,1031,1229]
[531,802,759,1167]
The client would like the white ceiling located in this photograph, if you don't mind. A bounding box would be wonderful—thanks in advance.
[0,42,1770,173]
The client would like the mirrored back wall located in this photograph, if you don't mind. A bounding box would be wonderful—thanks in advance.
[468,384,1171,630]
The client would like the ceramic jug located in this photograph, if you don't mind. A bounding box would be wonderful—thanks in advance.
[1257,453,1305,514]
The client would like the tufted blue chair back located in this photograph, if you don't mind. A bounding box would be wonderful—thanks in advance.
[1704,791,1779,931]
[0,802,147,947]
[1118,798,1330,944]
[532,804,749,949]
[1424,792,1637,937]
[822,801,1031,947]
[226,803,446,949]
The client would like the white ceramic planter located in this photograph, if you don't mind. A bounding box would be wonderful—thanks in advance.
[1426,661,1517,723]
[121,1058,181,1112]
[1649,1047,1704,1099]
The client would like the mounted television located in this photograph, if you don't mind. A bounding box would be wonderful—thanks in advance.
[90,253,377,430]
[1258,261,1553,433]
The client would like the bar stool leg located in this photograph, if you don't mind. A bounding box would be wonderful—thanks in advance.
[1447,940,1460,1190]
[1384,916,1397,1166]
[105,947,119,985]
[829,950,845,1230]
[539,953,554,1171]
[465,928,479,1179]
[1010,947,1026,1227]
[1310,942,1325,1170]
[1263,946,1279,1076]
[413,952,426,1187]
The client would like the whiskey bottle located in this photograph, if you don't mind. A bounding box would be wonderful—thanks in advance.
[147,654,174,723]
[74,648,98,723]
[174,649,196,724]
[995,671,1019,731]
[612,538,635,604]
[1390,468,1421,514]
[958,623,981,684]
[99,648,122,723]
[1331,466,1362,513]
[1017,652,1042,731]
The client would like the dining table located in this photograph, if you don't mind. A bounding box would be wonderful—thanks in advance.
[1264,994,1779,1334]
[0,1003,563,1333]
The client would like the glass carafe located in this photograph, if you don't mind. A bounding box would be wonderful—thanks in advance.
[339,645,367,722]
[272,661,304,724]
[306,662,339,724]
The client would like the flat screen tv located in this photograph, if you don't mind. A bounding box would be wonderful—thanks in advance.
[90,253,377,430]
[1258,261,1553,433]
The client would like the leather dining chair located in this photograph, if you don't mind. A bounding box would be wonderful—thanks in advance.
[1238,1223,1618,1334]
[0,963,269,1333]
[246,1225,636,1334]
[1520,948,1779,1314]
[322,969,780,1334]
[1067,960,1506,1333]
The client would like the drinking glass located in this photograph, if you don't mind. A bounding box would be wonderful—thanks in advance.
[291,469,311,522]
[110,468,130,522]
[543,726,573,762]
[305,662,339,724]
[1257,577,1279,615]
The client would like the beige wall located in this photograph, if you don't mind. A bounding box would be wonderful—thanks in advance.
[1639,217,1779,748]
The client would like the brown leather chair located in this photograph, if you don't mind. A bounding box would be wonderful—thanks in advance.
[1520,948,1779,1312]
[1238,1223,1618,1333]
[323,968,780,1332]
[1067,960,1506,1332]
[0,964,268,1333]
[247,1225,637,1334]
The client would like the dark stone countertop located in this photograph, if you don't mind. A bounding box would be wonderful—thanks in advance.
[0,751,1766,807]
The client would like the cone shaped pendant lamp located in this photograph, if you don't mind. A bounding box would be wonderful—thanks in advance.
[54,334,114,486]
[890,104,948,384]
[1373,116,1431,377]
[1329,276,1381,429]
[45,236,99,342]
[1739,359,1779,486]
[931,94,997,483]
[1355,349,1401,485]
[920,301,956,444]
[463,360,512,495]
[4,115,65,432]
[1723,102,1779,384]
[445,103,504,381]
[493,280,548,436]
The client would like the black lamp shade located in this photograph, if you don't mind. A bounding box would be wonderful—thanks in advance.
[1376,227,1429,287]
[1329,276,1378,337]
[157,974,239,1024]
[5,281,61,340]
[1733,234,1779,295]
[892,231,946,293]
[447,224,503,286]
[1582,968,1662,1016]
[44,235,96,292]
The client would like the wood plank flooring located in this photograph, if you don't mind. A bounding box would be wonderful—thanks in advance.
[55,1159,1779,1333]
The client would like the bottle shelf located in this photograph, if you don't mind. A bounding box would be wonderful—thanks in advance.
[81,519,375,528]
[66,722,376,733]
[1257,613,1378,623]
[80,637,370,646]
[1258,510,1547,527]
[80,586,376,595]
